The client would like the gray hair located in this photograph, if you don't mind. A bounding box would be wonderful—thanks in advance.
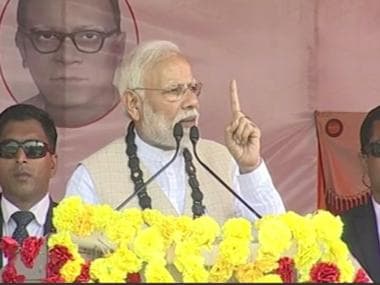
[114,40,180,96]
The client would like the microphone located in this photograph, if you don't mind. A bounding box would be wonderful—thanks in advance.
[189,126,262,219]
[115,122,183,211]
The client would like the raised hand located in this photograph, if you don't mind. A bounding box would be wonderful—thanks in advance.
[224,80,261,173]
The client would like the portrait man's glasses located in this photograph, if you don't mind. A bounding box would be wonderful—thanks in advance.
[131,82,203,102]
[364,141,380,157]
[19,27,119,54]
[0,139,53,159]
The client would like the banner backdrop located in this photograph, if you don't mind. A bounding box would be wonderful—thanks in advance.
[0,0,137,197]
[1,0,380,215]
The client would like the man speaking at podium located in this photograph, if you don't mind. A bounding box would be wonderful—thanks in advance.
[65,40,285,224]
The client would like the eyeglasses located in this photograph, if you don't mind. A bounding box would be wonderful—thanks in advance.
[364,141,380,157]
[0,139,53,159]
[131,82,202,102]
[19,27,119,54]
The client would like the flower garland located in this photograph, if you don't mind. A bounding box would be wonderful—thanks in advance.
[0,236,44,283]
[0,196,372,283]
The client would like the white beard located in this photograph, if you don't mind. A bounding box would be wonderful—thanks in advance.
[139,101,199,150]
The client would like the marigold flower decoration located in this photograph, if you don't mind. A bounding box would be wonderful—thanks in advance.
[0,197,372,283]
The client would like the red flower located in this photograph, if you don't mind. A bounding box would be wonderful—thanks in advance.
[354,268,371,283]
[1,262,25,283]
[75,261,91,283]
[20,236,44,268]
[127,272,141,283]
[43,274,65,283]
[46,245,73,277]
[276,256,295,283]
[310,262,340,283]
[0,237,19,262]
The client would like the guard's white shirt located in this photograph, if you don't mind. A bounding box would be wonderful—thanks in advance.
[1,193,49,266]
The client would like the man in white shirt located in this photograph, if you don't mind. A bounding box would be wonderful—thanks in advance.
[0,104,58,267]
[66,40,285,223]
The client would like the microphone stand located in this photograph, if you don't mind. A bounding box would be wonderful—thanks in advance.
[115,123,183,211]
[190,126,262,219]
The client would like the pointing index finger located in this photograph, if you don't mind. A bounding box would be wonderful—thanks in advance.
[230,79,241,117]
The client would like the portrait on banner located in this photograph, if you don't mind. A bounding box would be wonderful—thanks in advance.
[0,0,139,199]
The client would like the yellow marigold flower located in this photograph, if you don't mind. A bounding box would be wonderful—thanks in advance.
[323,240,350,262]
[336,258,355,282]
[111,247,142,273]
[120,208,144,230]
[223,218,252,241]
[174,252,205,273]
[235,262,264,282]
[279,210,301,226]
[254,274,283,283]
[145,260,175,283]
[48,232,78,254]
[91,204,116,231]
[75,205,95,236]
[174,240,205,276]
[208,259,233,282]
[143,209,165,226]
[256,216,292,255]
[219,237,250,266]
[53,196,84,232]
[174,240,205,266]
[175,240,201,258]
[90,257,126,283]
[255,253,280,273]
[280,211,316,245]
[172,215,193,242]
[295,244,322,281]
[104,216,136,246]
[312,210,343,241]
[158,215,180,247]
[133,226,165,262]
[188,215,220,247]
[53,196,94,236]
[60,259,84,282]
[182,264,209,283]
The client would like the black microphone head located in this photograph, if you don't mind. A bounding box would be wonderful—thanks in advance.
[173,122,183,142]
[190,125,200,144]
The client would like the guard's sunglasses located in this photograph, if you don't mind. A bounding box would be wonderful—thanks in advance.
[0,139,53,159]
